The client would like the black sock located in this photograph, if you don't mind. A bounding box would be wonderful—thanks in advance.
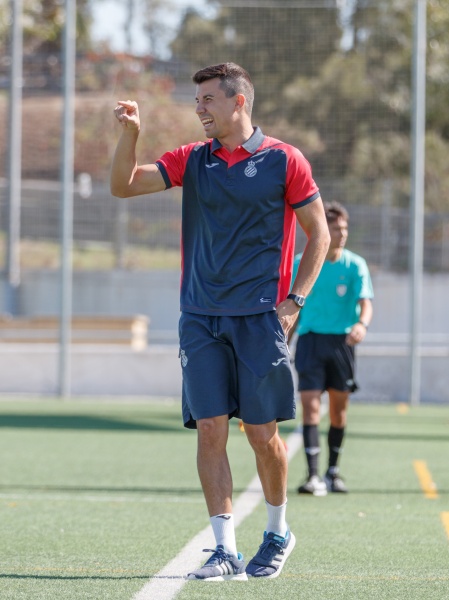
[303,425,320,477]
[328,426,345,473]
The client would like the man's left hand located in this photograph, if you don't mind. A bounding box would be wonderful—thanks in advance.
[276,299,300,337]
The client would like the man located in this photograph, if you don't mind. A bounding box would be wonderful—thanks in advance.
[111,63,329,580]
[292,201,373,496]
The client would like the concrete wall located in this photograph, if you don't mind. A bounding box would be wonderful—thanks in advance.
[0,343,447,403]
[3,269,449,336]
[0,345,182,397]
[17,269,182,340]
[0,270,448,402]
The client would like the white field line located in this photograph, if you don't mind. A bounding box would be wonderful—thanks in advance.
[132,426,305,600]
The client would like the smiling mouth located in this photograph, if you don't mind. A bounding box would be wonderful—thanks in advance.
[201,118,214,128]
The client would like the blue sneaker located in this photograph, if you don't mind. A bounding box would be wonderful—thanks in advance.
[187,545,248,581]
[246,530,296,579]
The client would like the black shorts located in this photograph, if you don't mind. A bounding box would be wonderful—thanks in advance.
[179,312,296,429]
[294,332,358,393]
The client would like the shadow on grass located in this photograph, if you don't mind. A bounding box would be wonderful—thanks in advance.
[315,488,449,495]
[315,428,449,444]
[0,573,153,580]
[0,483,263,495]
[345,431,449,443]
[4,482,446,496]
[0,414,185,432]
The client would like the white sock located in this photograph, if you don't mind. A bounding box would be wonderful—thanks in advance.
[210,514,238,557]
[265,499,288,537]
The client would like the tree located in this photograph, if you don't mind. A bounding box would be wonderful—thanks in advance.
[0,0,92,59]
[171,2,340,120]
[141,0,177,58]
[169,0,449,212]
[348,0,449,211]
[282,1,413,182]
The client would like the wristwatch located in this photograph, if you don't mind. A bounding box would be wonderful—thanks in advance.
[287,294,306,309]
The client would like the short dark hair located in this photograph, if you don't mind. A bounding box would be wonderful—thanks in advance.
[323,201,349,224]
[192,62,254,115]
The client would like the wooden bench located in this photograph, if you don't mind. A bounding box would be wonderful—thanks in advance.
[0,315,149,351]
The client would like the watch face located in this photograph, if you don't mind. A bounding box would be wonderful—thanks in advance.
[288,294,305,307]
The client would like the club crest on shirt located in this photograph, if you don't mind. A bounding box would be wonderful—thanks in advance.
[244,160,257,177]
[336,284,347,297]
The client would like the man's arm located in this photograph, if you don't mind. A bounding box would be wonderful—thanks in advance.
[290,198,330,297]
[277,197,330,336]
[110,100,166,198]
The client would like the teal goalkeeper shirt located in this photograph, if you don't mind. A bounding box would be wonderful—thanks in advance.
[292,249,374,335]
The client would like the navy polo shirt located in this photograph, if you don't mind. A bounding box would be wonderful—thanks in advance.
[156,127,320,317]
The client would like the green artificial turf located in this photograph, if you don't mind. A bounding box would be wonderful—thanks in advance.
[0,399,448,600]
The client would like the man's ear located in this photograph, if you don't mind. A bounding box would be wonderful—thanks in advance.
[235,93,246,112]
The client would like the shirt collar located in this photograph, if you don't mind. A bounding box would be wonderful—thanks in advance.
[243,126,265,153]
[211,126,265,155]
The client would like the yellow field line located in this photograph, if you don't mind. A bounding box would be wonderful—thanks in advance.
[441,512,449,540]
[413,460,439,499]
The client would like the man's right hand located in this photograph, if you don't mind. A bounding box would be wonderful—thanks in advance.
[114,100,140,132]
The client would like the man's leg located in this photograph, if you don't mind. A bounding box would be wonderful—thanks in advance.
[187,414,247,581]
[197,414,238,555]
[324,388,350,493]
[297,390,327,495]
[244,420,287,511]
[243,421,296,579]
[197,414,233,516]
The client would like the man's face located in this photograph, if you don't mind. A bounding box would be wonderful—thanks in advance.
[328,216,348,251]
[195,78,238,139]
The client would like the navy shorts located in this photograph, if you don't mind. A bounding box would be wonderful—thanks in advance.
[294,332,358,393]
[178,312,296,429]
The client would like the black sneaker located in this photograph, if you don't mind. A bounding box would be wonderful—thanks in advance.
[297,475,327,496]
[324,470,348,493]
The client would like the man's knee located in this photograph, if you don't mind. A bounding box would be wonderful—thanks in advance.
[244,422,279,453]
[197,416,229,450]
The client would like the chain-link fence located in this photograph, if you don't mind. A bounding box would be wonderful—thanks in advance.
[1,177,448,271]
[1,0,449,272]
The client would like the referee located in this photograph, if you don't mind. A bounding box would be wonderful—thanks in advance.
[292,201,373,495]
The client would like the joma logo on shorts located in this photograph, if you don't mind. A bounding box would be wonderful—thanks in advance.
[272,358,285,367]
[180,349,188,368]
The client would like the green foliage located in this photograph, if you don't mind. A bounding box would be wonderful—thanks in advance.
[172,4,340,117]
[0,0,92,56]
[171,0,449,212]
[426,0,449,137]
[3,0,449,213]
